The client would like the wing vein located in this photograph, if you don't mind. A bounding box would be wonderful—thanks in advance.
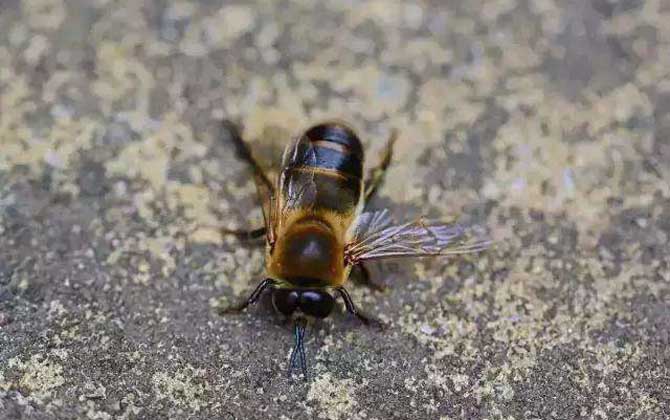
[345,209,492,264]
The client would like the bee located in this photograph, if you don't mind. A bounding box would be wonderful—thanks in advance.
[218,121,490,376]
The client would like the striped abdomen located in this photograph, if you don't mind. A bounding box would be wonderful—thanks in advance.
[280,122,364,214]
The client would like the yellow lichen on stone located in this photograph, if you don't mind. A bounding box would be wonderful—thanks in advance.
[152,364,209,412]
[102,111,226,267]
[307,373,362,420]
[105,114,203,191]
[483,82,655,241]
[205,246,265,302]
[332,64,411,120]
[23,0,66,31]
[0,371,7,392]
[91,41,155,119]
[179,5,256,56]
[0,67,42,173]
[8,354,65,402]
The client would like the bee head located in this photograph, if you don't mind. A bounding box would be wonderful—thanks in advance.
[272,288,335,319]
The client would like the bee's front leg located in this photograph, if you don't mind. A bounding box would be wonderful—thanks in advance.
[218,278,276,315]
[335,287,386,331]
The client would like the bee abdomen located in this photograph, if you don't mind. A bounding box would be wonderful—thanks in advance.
[281,122,364,213]
[302,123,364,179]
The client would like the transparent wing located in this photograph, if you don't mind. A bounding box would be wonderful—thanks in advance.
[278,136,318,213]
[345,209,492,263]
[253,170,276,243]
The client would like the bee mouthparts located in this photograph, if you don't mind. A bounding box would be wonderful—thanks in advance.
[288,317,308,379]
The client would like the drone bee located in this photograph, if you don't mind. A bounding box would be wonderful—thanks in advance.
[218,121,490,376]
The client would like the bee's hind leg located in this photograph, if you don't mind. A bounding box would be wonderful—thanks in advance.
[219,226,266,241]
[335,287,386,331]
[363,129,397,204]
[353,263,388,292]
[217,120,273,239]
[201,208,266,243]
[221,120,275,193]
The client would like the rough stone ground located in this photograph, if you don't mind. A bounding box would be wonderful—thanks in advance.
[1,0,669,419]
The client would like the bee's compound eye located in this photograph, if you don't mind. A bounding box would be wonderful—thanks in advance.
[299,290,335,319]
[272,289,300,316]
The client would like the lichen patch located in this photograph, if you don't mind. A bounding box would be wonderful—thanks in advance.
[307,373,362,420]
[152,364,209,412]
[7,354,66,402]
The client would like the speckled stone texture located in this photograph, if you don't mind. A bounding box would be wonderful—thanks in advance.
[1,1,669,419]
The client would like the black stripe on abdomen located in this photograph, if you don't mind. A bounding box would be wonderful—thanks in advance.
[302,144,363,178]
[281,123,365,213]
[300,123,364,179]
[282,169,362,213]
[288,141,363,179]
[304,123,364,159]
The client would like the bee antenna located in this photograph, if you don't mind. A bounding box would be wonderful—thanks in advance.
[288,317,308,379]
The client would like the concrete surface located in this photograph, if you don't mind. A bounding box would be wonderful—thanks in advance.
[1,0,669,419]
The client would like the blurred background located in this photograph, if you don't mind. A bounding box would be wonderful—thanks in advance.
[1,1,668,419]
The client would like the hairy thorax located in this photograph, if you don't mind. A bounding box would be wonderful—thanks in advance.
[268,218,344,288]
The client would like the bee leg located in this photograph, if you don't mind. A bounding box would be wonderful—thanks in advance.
[335,287,386,331]
[221,120,275,194]
[354,263,387,292]
[363,129,397,204]
[206,206,266,241]
[219,120,274,239]
[219,227,267,241]
[218,278,276,315]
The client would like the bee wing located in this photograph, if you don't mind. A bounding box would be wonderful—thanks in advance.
[345,209,492,264]
[278,136,318,213]
[253,169,276,243]
[246,135,317,245]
